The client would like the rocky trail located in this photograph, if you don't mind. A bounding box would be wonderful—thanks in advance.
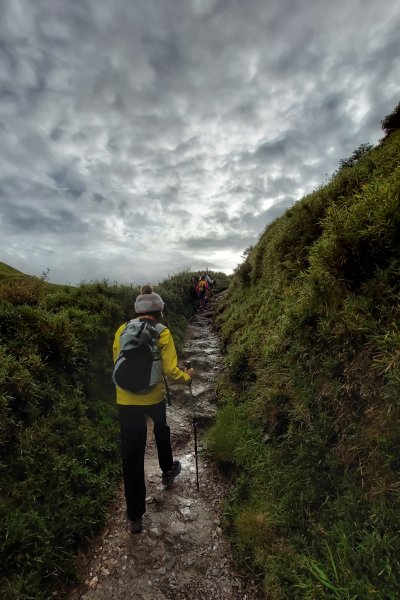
[66,300,261,600]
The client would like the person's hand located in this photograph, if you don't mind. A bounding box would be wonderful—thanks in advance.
[184,367,194,379]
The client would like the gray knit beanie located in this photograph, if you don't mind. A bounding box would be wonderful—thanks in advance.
[134,291,165,314]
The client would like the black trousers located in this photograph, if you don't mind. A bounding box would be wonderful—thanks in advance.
[118,401,173,521]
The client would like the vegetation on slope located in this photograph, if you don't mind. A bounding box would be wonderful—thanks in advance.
[0,262,62,289]
[0,262,27,280]
[207,123,400,597]
[0,269,226,599]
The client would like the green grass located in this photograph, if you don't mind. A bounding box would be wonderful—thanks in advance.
[0,262,64,290]
[207,129,400,598]
[0,262,26,280]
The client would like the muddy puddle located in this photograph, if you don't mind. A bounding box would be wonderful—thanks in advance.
[66,300,261,600]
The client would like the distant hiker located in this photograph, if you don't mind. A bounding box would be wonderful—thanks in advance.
[197,275,209,308]
[112,285,194,534]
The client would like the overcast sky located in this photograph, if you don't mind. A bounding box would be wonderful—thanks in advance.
[0,0,399,285]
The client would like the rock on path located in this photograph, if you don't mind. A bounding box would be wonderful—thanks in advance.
[65,302,261,600]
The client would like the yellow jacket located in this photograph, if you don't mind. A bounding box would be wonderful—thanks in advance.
[113,322,191,405]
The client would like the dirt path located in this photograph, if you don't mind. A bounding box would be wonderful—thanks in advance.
[66,302,261,600]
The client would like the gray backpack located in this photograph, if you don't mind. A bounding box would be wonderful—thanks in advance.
[113,319,166,393]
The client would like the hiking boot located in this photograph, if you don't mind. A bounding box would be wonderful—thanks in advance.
[162,460,182,487]
[130,518,143,534]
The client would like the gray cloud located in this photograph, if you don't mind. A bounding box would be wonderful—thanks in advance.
[182,232,256,252]
[51,166,86,198]
[0,0,399,284]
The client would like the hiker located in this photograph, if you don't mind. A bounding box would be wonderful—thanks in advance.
[197,274,209,308]
[112,285,194,534]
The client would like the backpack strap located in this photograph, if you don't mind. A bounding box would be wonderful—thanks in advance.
[136,321,147,339]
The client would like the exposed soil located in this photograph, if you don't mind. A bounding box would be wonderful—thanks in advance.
[66,299,262,600]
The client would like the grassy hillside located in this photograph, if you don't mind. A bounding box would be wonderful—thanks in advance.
[0,262,26,280]
[0,269,212,599]
[207,128,400,598]
[0,262,67,297]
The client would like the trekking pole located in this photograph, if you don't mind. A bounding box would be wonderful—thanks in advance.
[163,375,171,407]
[184,360,199,491]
